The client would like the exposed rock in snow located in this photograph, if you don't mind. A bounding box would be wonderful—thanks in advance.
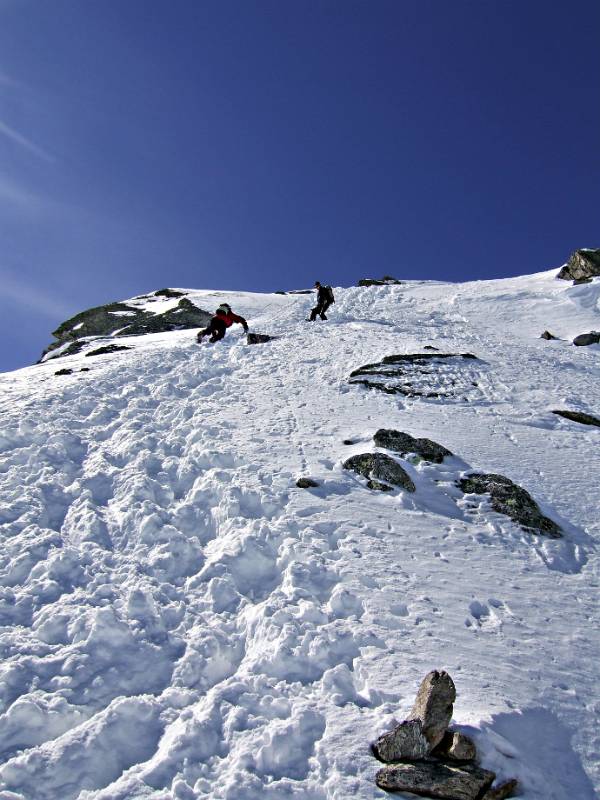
[557,248,600,282]
[358,275,404,286]
[86,344,132,357]
[573,331,600,346]
[296,477,319,488]
[343,452,416,492]
[481,778,520,799]
[552,409,600,427]
[540,330,558,340]
[373,429,453,463]
[409,670,456,750]
[375,761,496,799]
[372,719,430,762]
[247,333,278,344]
[433,730,478,762]
[349,352,481,400]
[457,473,562,537]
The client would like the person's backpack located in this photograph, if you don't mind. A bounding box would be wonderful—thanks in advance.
[325,285,335,304]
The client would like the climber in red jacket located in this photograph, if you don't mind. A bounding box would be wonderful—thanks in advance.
[197,304,249,343]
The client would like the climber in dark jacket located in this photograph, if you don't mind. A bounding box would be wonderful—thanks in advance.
[309,281,334,321]
[197,304,249,343]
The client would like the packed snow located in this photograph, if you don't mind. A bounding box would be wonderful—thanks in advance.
[0,271,598,799]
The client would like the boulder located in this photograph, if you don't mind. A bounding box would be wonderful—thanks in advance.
[343,453,416,493]
[375,762,496,800]
[372,719,430,762]
[557,248,600,282]
[573,332,600,346]
[432,730,477,762]
[247,333,278,344]
[154,288,184,298]
[540,330,558,340]
[458,473,561,537]
[481,779,519,799]
[296,478,319,489]
[409,670,456,750]
[54,368,73,376]
[374,429,452,463]
[552,409,600,428]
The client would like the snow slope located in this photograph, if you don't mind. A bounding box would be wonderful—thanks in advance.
[0,272,598,800]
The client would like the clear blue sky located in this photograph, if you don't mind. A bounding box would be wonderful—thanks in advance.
[1,0,599,371]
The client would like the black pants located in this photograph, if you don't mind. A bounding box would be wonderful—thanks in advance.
[198,317,227,342]
[309,300,332,321]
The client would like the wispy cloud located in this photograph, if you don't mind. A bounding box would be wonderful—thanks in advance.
[0,119,55,163]
[1,273,73,319]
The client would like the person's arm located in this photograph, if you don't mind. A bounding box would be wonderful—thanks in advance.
[230,312,249,331]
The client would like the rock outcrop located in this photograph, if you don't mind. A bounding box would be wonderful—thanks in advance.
[39,293,211,362]
[375,761,496,799]
[458,473,561,537]
[540,330,558,340]
[557,248,600,282]
[247,333,278,344]
[358,275,403,286]
[374,429,452,463]
[343,453,416,493]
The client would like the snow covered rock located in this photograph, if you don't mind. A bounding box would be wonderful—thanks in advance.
[375,761,496,799]
[458,473,562,537]
[373,429,452,463]
[557,248,600,282]
[343,453,416,492]
[481,779,520,799]
[39,296,211,361]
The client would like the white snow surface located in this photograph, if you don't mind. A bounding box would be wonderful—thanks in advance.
[0,272,599,799]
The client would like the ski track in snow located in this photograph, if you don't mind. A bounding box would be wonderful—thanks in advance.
[0,273,598,799]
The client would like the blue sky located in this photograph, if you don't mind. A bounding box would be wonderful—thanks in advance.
[1,0,599,372]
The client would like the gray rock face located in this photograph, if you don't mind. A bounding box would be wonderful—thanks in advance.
[86,344,132,358]
[374,429,452,463]
[247,333,277,344]
[573,332,600,346]
[557,248,600,282]
[39,296,212,362]
[458,473,561,537]
[552,409,600,427]
[372,719,430,763]
[432,731,477,762]
[375,762,496,799]
[481,779,519,799]
[409,671,456,750]
[343,453,416,493]
[540,330,558,340]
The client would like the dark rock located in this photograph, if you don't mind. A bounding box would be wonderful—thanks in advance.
[54,368,73,376]
[481,779,519,799]
[432,730,477,762]
[349,353,480,400]
[540,330,558,340]
[458,473,561,537]
[424,345,439,350]
[552,409,600,427]
[86,344,132,358]
[80,367,91,372]
[39,297,212,362]
[409,670,456,750]
[573,277,592,285]
[573,332,600,346]
[358,275,403,286]
[557,248,600,282]
[296,478,319,489]
[343,439,356,445]
[375,762,495,799]
[247,333,277,344]
[274,291,287,295]
[374,429,452,463]
[154,288,184,298]
[343,453,416,493]
[372,719,429,763]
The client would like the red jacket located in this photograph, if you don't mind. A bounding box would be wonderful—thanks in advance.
[215,310,247,329]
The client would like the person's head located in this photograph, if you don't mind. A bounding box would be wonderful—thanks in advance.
[314,281,321,288]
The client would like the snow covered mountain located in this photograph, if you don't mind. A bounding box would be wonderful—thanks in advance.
[0,270,599,799]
